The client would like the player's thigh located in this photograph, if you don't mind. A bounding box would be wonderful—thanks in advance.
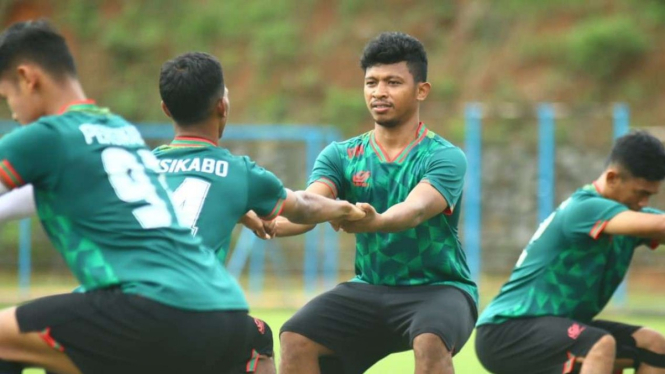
[475,317,608,374]
[384,285,477,355]
[0,305,81,374]
[280,282,383,354]
[281,283,392,374]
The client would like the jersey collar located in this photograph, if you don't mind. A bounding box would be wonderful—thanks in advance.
[370,122,428,163]
[170,136,218,147]
[57,99,98,114]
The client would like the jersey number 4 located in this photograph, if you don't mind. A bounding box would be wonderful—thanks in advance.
[172,177,211,236]
[102,147,174,229]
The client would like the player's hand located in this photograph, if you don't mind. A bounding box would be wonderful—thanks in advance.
[239,211,274,240]
[344,202,367,221]
[339,202,383,233]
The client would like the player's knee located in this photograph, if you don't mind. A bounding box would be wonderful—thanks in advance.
[591,334,617,358]
[254,355,276,374]
[280,332,319,361]
[413,333,452,365]
[635,328,665,354]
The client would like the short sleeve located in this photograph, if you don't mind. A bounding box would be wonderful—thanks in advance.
[421,147,467,214]
[245,157,287,220]
[307,142,344,199]
[561,196,629,240]
[0,122,61,191]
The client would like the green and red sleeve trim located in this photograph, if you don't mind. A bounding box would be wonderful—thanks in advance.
[0,160,25,189]
[312,177,338,199]
[245,349,260,372]
[589,220,609,240]
[259,198,285,221]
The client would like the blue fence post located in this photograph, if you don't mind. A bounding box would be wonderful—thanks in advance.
[18,219,31,298]
[613,103,630,308]
[537,103,556,223]
[464,103,482,283]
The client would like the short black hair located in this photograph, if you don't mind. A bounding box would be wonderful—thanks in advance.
[360,32,428,83]
[159,52,224,125]
[0,20,77,79]
[608,130,665,181]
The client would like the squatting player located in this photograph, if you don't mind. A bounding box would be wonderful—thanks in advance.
[276,32,478,374]
[0,21,362,374]
[476,131,665,374]
[153,51,369,373]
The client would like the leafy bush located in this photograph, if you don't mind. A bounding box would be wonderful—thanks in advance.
[565,17,650,82]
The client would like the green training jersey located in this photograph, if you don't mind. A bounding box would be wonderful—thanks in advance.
[153,136,287,260]
[309,123,478,303]
[478,184,660,325]
[0,102,248,311]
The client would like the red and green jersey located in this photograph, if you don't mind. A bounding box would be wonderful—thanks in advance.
[309,123,478,303]
[0,102,248,311]
[478,184,660,325]
[153,137,287,260]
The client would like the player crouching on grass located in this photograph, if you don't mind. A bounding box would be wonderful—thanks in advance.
[0,20,365,374]
[476,131,665,374]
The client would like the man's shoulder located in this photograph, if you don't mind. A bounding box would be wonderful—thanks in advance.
[422,130,462,153]
[334,131,372,149]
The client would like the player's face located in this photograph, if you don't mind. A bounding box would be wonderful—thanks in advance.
[610,175,660,211]
[364,62,429,128]
[0,71,45,125]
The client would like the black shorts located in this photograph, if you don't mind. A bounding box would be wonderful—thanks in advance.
[280,282,477,374]
[475,317,642,374]
[16,288,273,374]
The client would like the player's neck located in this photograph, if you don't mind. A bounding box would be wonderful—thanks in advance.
[373,119,421,151]
[47,78,87,116]
[593,175,609,197]
[173,125,219,146]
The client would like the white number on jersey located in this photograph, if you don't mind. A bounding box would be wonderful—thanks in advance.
[515,198,572,267]
[101,147,173,229]
[172,177,211,236]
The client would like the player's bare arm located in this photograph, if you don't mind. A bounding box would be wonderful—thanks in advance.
[603,211,665,243]
[274,181,337,237]
[279,187,365,226]
[341,181,447,233]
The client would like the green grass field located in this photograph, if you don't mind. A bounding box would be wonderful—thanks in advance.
[19,309,665,374]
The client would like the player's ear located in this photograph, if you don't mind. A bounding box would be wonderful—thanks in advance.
[416,82,431,101]
[16,64,39,93]
[161,101,173,119]
[606,169,621,186]
[216,98,227,120]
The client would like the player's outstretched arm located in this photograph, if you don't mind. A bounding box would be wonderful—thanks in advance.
[274,181,338,237]
[0,184,36,223]
[279,188,365,226]
[604,211,665,243]
[341,182,447,233]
